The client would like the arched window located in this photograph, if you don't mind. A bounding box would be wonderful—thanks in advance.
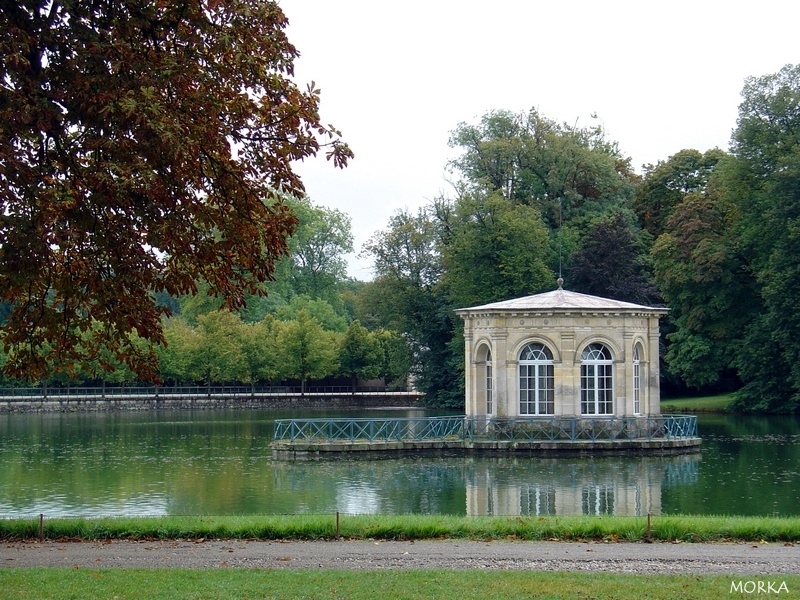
[581,343,613,415]
[632,344,642,415]
[486,349,493,415]
[519,343,554,415]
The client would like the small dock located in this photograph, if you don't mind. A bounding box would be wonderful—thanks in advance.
[271,415,701,457]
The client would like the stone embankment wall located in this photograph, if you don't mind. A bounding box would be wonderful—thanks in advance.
[0,393,425,413]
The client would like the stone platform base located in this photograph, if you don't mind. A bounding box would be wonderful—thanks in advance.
[271,437,702,459]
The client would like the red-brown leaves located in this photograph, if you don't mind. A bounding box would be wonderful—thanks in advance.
[0,0,352,382]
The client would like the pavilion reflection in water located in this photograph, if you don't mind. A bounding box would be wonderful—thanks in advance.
[465,454,699,516]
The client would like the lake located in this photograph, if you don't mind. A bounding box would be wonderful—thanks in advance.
[0,409,797,518]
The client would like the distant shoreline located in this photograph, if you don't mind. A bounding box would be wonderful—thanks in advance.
[0,391,425,413]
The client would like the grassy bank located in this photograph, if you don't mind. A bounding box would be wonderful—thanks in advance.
[3,513,800,543]
[660,393,735,413]
[4,569,798,600]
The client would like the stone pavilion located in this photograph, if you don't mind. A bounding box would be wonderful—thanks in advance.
[455,281,669,420]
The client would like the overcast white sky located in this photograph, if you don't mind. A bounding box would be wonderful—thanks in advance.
[279,0,798,280]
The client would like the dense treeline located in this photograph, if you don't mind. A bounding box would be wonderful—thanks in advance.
[0,307,411,393]
[646,64,800,414]
[1,62,798,413]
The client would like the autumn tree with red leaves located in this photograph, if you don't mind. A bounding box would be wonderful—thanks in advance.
[0,1,351,381]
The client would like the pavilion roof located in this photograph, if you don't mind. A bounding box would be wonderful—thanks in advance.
[455,288,668,315]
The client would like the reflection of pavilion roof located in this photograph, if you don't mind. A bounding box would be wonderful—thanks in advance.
[455,288,669,315]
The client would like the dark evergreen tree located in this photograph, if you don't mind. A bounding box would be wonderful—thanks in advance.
[566,212,658,304]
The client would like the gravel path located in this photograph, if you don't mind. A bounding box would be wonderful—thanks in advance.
[2,539,799,574]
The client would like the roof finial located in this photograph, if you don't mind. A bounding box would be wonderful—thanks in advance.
[557,276,564,290]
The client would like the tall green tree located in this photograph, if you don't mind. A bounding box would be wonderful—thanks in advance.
[651,184,755,390]
[363,208,442,293]
[437,191,554,308]
[372,328,412,389]
[159,318,198,385]
[275,310,338,393]
[187,311,249,387]
[338,320,381,391]
[177,281,223,326]
[80,324,142,386]
[0,0,351,382]
[362,208,461,406]
[634,149,726,238]
[287,196,353,302]
[237,195,354,324]
[360,208,443,339]
[726,64,800,412]
[242,315,282,385]
[274,295,348,332]
[448,109,635,229]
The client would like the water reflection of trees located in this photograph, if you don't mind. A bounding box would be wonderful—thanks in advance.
[0,410,275,517]
[271,458,470,515]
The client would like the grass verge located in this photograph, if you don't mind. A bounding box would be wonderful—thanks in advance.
[1,569,798,600]
[3,513,800,543]
[660,393,735,413]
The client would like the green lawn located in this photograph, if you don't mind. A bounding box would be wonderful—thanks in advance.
[2,569,797,600]
[660,393,735,413]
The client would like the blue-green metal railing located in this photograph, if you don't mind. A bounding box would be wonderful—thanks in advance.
[273,416,467,443]
[272,415,698,444]
[464,415,698,441]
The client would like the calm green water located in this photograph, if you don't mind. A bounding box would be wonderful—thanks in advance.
[0,410,797,518]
